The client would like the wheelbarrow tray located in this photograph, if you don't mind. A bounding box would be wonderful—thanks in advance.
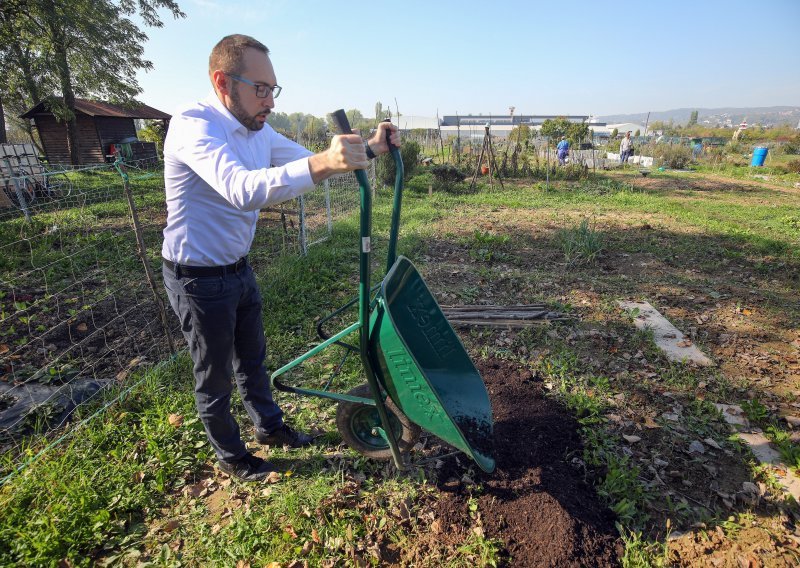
[369,255,495,473]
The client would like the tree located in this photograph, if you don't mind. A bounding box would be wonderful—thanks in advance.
[1,0,185,164]
[540,117,571,141]
[610,128,618,139]
[0,0,55,151]
[688,110,698,127]
[137,119,167,156]
[634,129,640,137]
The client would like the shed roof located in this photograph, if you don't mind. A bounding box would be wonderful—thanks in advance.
[21,98,170,120]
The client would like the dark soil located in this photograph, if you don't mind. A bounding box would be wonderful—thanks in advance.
[434,358,622,567]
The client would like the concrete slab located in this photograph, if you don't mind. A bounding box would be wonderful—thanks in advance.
[738,431,800,501]
[618,301,714,366]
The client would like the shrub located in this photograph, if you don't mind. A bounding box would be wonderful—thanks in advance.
[786,159,800,174]
[405,172,434,193]
[653,144,693,169]
[558,218,604,265]
[431,164,466,184]
[376,140,421,186]
[430,164,472,193]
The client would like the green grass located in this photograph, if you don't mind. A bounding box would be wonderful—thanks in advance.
[2,164,800,565]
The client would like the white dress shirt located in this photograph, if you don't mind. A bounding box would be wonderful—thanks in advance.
[161,92,315,266]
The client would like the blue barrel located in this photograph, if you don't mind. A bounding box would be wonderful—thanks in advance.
[751,147,768,167]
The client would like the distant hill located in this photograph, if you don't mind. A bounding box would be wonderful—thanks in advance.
[598,106,800,128]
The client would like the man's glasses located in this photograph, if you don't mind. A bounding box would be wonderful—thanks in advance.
[225,73,281,99]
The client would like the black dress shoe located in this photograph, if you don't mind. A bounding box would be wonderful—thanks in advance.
[255,424,313,448]
[218,453,275,482]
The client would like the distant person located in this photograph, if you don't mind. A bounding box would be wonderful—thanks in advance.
[556,136,570,165]
[692,141,703,159]
[620,131,633,163]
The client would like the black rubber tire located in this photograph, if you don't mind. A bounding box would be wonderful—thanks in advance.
[336,383,421,460]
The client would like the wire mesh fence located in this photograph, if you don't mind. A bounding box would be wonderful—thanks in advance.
[0,157,371,481]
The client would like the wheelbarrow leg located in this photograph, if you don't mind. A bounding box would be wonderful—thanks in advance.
[362,352,406,470]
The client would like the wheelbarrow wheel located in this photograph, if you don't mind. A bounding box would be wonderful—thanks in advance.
[336,384,421,460]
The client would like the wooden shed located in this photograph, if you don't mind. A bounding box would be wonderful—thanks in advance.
[20,99,170,165]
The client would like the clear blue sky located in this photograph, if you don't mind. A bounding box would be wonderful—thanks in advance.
[134,0,800,119]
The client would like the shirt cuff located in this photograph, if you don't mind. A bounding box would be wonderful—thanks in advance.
[286,157,316,192]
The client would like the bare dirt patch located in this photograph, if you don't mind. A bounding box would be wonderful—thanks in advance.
[433,358,621,567]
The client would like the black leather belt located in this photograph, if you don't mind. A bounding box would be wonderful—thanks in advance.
[163,256,247,278]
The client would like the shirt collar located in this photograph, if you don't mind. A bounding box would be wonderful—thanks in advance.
[205,91,249,136]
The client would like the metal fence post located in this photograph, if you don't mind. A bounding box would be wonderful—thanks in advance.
[324,179,332,236]
[299,193,308,255]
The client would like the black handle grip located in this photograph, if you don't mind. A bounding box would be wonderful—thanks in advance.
[331,109,352,135]
[382,118,396,151]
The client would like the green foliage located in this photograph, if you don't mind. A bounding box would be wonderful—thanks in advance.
[611,128,619,139]
[619,526,670,567]
[136,119,167,156]
[509,124,531,144]
[376,140,421,186]
[687,110,698,127]
[766,426,800,472]
[464,230,510,262]
[785,159,800,174]
[427,164,470,193]
[541,117,589,145]
[0,358,207,566]
[653,144,694,169]
[268,112,328,149]
[0,0,186,162]
[558,218,604,265]
[741,398,769,424]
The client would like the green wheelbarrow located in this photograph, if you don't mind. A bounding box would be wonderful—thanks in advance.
[271,110,495,473]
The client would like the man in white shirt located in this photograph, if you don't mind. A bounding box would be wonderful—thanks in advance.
[162,34,399,481]
[620,131,633,164]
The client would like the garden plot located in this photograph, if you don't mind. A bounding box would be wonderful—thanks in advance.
[2,169,799,566]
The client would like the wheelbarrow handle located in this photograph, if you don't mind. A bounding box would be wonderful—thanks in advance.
[330,109,354,135]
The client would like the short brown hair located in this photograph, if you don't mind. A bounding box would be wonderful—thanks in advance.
[209,34,269,77]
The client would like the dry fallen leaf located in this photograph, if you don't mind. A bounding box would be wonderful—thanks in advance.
[76,322,88,332]
[211,524,221,535]
[132,471,145,483]
[623,435,642,444]
[677,339,693,348]
[168,414,183,428]
[0,344,9,355]
[284,525,298,539]
[643,416,659,429]
[431,519,442,534]
[265,471,281,484]
[162,520,181,533]
[311,528,321,543]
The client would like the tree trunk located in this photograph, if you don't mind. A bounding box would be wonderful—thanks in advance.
[9,44,44,153]
[0,95,6,144]
[49,22,80,164]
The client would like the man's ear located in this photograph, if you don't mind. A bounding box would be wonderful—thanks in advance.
[211,70,229,95]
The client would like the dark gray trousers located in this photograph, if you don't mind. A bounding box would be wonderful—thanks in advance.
[163,263,283,461]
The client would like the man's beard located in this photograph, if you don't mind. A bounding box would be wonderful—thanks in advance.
[229,88,268,131]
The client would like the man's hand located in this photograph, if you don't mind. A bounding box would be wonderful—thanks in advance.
[366,122,400,156]
[308,134,368,184]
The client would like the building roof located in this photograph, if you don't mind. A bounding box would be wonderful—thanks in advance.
[21,98,170,120]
